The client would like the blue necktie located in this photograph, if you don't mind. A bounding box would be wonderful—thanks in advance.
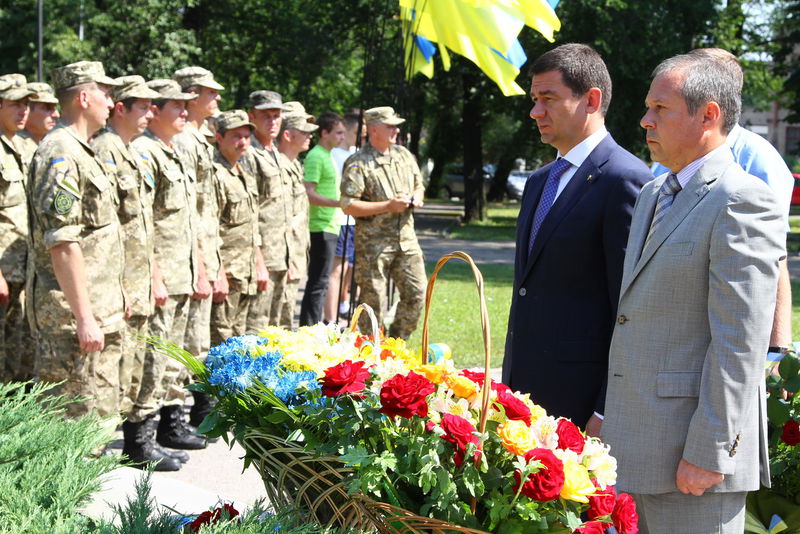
[645,173,682,246]
[528,158,572,254]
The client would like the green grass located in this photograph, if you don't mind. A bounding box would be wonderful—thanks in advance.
[448,205,520,242]
[407,261,514,370]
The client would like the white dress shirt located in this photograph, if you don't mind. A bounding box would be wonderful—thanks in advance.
[554,126,609,201]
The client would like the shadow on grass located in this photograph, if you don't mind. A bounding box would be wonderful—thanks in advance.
[448,210,519,242]
[424,261,514,287]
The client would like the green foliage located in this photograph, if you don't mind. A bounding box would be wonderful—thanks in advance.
[764,349,800,502]
[773,0,800,122]
[0,382,117,533]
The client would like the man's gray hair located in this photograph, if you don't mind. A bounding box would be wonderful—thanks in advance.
[652,54,741,134]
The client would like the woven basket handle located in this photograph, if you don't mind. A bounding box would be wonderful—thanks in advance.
[419,251,492,436]
[349,302,380,349]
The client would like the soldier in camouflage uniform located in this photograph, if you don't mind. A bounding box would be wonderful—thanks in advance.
[0,75,34,382]
[172,66,224,426]
[246,91,291,331]
[130,79,206,454]
[18,82,60,165]
[210,110,265,343]
[277,103,317,328]
[92,77,185,471]
[340,106,426,339]
[27,61,126,419]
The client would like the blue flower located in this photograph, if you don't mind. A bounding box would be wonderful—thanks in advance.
[206,335,270,374]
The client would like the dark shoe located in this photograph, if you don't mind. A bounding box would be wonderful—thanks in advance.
[189,391,216,427]
[122,418,182,472]
[154,443,190,463]
[156,405,207,450]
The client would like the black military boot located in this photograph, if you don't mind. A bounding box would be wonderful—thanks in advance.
[156,405,207,450]
[122,417,182,472]
[154,442,190,463]
[189,391,216,427]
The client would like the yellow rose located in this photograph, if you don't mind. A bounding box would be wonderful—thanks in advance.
[416,364,448,385]
[498,420,537,456]
[446,375,478,400]
[560,457,596,503]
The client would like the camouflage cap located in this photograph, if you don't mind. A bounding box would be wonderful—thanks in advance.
[51,61,119,91]
[248,90,286,111]
[283,101,314,121]
[111,75,162,102]
[364,106,405,126]
[146,79,198,101]
[283,113,319,133]
[0,74,34,101]
[172,66,225,91]
[215,109,255,132]
[27,82,58,104]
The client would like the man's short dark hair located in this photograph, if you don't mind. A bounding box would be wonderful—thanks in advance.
[342,112,360,131]
[530,43,613,116]
[316,111,343,134]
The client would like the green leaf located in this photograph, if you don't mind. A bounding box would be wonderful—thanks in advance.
[562,509,583,531]
[264,410,291,424]
[768,396,792,426]
[462,464,485,498]
[784,376,800,394]
[766,374,783,391]
[779,353,800,380]
[339,446,372,467]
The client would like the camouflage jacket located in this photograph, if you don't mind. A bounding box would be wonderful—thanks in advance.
[92,127,154,317]
[250,136,292,271]
[340,144,423,251]
[214,151,260,294]
[174,125,221,280]
[27,124,125,335]
[15,130,38,168]
[131,130,197,296]
[283,154,310,278]
[0,134,28,283]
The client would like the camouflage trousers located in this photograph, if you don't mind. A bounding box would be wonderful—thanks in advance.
[247,269,288,333]
[355,244,426,340]
[184,294,212,356]
[129,294,189,423]
[34,329,125,419]
[1,281,36,382]
[281,278,301,330]
[119,314,148,417]
[211,279,256,346]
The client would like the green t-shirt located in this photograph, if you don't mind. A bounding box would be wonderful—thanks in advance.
[304,144,342,234]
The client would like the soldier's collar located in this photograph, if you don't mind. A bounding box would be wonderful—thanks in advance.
[0,133,20,157]
[62,124,97,156]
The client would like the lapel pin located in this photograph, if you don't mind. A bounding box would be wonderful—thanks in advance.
[586,174,594,182]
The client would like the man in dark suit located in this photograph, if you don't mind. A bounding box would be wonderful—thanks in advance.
[502,43,652,436]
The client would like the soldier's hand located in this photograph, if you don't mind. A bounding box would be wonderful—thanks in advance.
[192,273,212,300]
[0,271,9,307]
[77,316,104,353]
[152,276,169,308]
[213,274,229,303]
[387,195,412,213]
[257,265,269,292]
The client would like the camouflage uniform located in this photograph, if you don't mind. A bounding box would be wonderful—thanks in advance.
[16,82,59,166]
[0,78,36,382]
[210,113,260,344]
[15,131,38,168]
[92,122,156,415]
[28,112,127,417]
[282,153,309,328]
[247,136,293,331]
[340,142,426,339]
[129,122,198,422]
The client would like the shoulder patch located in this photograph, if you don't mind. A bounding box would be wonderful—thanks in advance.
[56,173,81,198]
[143,172,155,189]
[53,189,75,215]
[104,159,116,167]
[139,154,150,162]
[50,157,67,170]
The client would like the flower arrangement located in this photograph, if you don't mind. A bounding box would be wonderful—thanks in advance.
[156,253,637,533]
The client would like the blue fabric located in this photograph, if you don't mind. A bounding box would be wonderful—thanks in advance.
[492,40,527,69]
[414,34,436,62]
[528,157,571,253]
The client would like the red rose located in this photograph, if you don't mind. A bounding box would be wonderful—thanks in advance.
[441,413,480,466]
[573,521,608,534]
[188,504,239,531]
[319,360,371,397]
[379,371,435,419]
[781,419,800,446]
[494,389,532,425]
[587,484,616,520]
[513,448,565,501]
[612,493,639,534]
[460,370,510,392]
[354,335,371,348]
[556,418,586,454]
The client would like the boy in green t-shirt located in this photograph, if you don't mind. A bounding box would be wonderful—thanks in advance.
[300,112,345,325]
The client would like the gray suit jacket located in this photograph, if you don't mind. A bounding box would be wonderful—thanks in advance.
[601,147,785,494]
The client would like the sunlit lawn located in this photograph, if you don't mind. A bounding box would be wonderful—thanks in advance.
[406,261,514,370]
[448,205,520,242]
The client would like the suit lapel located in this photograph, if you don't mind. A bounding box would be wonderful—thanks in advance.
[516,166,548,272]
[521,135,615,283]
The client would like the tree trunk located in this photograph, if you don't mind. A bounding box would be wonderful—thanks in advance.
[462,71,486,223]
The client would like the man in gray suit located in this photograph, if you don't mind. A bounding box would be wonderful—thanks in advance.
[602,53,785,533]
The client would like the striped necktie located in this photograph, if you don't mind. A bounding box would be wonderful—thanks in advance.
[646,173,682,245]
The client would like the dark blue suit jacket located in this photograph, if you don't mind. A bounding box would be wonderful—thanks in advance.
[501,134,652,427]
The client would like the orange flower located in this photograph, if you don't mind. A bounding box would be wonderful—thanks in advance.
[446,374,478,400]
[498,420,537,456]
[417,364,448,385]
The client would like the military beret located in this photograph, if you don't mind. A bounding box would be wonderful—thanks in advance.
[111,75,161,102]
[26,82,58,104]
[172,66,224,91]
[364,106,405,126]
[0,74,34,101]
[51,61,118,91]
[146,79,198,101]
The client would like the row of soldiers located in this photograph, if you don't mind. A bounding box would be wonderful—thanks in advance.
[0,60,428,471]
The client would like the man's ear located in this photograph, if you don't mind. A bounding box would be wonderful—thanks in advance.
[78,89,91,111]
[585,87,603,115]
[701,101,722,131]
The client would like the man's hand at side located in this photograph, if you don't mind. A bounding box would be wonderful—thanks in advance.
[676,459,724,496]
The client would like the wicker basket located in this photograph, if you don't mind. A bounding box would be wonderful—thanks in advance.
[244,253,493,533]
